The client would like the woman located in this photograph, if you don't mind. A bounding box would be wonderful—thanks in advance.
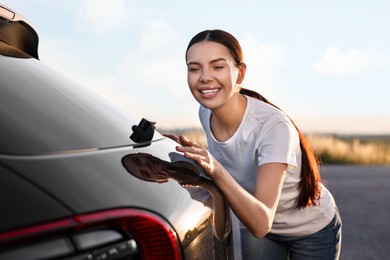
[174,29,342,259]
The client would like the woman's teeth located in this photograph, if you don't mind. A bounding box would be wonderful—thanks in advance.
[201,89,219,94]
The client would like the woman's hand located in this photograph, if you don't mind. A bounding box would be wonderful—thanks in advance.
[162,133,180,143]
[175,135,219,179]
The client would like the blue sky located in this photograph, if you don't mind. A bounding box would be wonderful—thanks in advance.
[3,0,390,134]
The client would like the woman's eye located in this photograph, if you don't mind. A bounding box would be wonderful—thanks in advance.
[188,67,200,72]
[213,65,224,70]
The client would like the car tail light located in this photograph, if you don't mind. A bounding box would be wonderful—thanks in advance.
[0,208,182,260]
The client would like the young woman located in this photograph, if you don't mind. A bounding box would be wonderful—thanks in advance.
[174,29,342,259]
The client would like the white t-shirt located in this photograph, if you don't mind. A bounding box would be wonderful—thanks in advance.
[199,95,336,237]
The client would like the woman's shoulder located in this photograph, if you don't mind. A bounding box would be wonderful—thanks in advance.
[246,95,290,124]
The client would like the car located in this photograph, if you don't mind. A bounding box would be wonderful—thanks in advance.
[0,4,232,260]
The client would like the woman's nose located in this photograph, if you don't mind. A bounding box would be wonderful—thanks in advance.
[200,70,213,82]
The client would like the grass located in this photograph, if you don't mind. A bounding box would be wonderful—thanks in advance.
[306,134,390,165]
[160,128,390,165]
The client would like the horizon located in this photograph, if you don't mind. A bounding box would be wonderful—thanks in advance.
[158,126,390,137]
[3,0,389,135]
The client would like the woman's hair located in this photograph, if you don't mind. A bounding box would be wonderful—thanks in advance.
[186,29,322,208]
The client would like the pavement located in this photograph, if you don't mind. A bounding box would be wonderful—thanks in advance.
[321,165,390,260]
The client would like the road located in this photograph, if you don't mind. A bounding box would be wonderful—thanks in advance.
[321,165,390,260]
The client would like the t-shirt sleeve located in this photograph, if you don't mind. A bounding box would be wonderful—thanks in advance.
[256,116,299,168]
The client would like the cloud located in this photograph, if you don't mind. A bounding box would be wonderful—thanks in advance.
[240,34,286,86]
[39,15,196,128]
[312,46,388,76]
[75,0,137,34]
[117,20,188,99]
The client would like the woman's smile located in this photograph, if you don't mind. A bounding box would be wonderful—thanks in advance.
[200,87,221,98]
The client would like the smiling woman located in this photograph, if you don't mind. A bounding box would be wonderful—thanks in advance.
[169,29,342,260]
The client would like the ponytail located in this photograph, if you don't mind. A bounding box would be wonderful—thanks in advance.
[239,88,321,208]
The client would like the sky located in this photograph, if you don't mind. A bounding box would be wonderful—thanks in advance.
[3,0,390,134]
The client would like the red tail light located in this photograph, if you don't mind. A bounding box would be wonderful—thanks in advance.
[75,208,181,260]
[0,208,182,260]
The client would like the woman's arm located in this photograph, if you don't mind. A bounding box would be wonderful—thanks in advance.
[176,135,287,238]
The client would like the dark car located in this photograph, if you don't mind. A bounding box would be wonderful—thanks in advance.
[0,4,232,259]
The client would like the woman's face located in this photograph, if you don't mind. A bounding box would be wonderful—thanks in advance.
[186,41,244,110]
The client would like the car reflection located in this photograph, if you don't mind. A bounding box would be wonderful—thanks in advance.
[121,152,231,242]
[122,152,207,186]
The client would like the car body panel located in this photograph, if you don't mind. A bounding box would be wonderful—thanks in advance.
[0,142,213,244]
[0,4,232,258]
[0,53,226,258]
[0,163,72,231]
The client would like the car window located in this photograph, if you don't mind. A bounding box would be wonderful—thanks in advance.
[0,56,142,155]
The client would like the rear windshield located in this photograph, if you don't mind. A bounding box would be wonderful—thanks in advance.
[0,56,140,155]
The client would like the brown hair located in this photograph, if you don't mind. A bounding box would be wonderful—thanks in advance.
[186,29,321,208]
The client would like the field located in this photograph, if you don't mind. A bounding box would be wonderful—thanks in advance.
[160,128,390,165]
[306,134,390,165]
